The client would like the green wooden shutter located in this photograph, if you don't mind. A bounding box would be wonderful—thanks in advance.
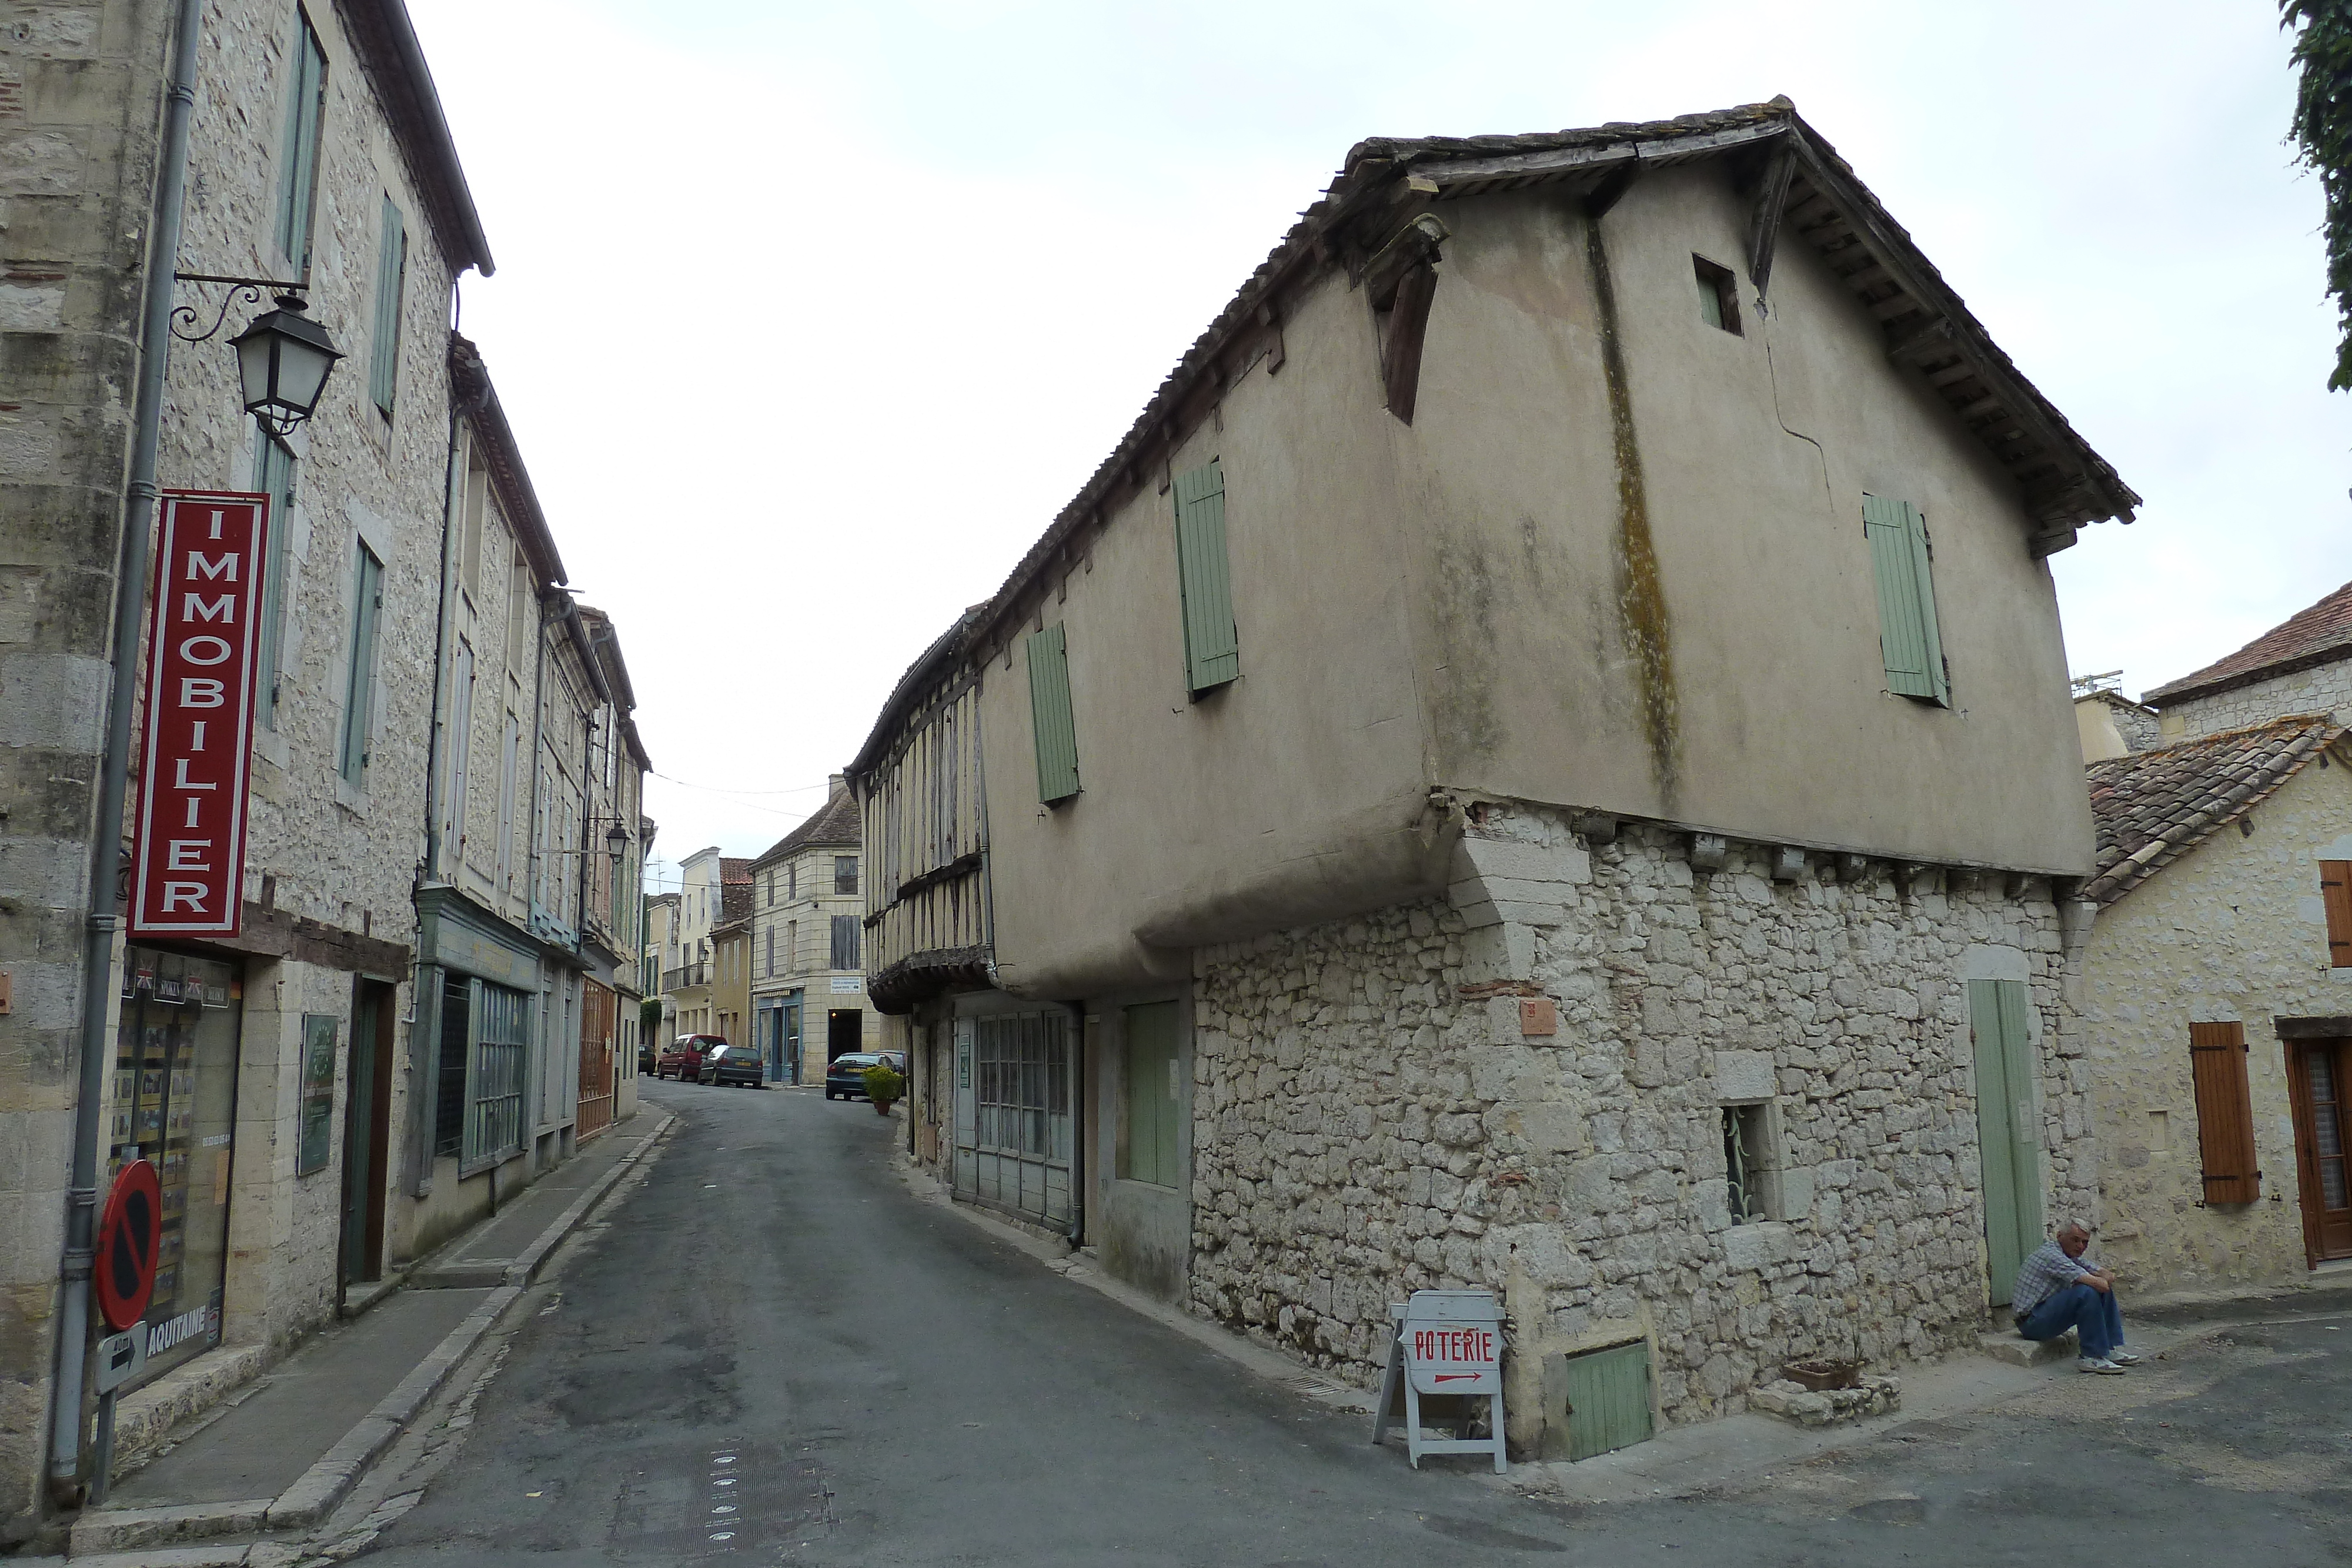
[276,18,327,269]
[1863,494,1949,705]
[1970,978,2044,1305]
[339,545,383,783]
[370,199,407,413]
[1026,623,1080,804]
[1173,461,1239,694]
[1549,1342,1653,1462]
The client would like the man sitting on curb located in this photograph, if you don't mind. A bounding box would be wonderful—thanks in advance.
[2013,1222,2143,1375]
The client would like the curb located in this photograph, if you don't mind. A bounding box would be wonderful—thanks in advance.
[69,1115,675,1557]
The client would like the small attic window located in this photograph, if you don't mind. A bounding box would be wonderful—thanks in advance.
[1695,256,1742,335]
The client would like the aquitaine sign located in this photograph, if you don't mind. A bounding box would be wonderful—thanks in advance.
[129,492,269,937]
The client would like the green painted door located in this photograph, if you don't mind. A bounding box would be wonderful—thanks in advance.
[1548,1342,1653,1462]
[1970,978,2044,1305]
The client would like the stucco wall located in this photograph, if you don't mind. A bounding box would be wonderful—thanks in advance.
[978,159,2099,1005]
[1190,808,2087,1446]
[1404,172,2092,872]
[2080,753,2352,1288]
[2156,659,2352,741]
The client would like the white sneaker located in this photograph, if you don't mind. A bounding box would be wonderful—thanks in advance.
[2077,1356,2126,1375]
[2107,1349,2143,1366]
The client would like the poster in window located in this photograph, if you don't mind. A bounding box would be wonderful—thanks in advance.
[297,1013,338,1175]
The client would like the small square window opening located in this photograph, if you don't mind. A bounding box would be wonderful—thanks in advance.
[1695,256,1742,336]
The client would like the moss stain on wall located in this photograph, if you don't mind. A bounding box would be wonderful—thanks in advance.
[1582,218,1679,805]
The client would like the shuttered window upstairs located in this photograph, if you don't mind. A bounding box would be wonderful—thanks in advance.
[2189,1021,2261,1203]
[1026,623,1080,804]
[1862,493,1949,706]
[276,12,328,272]
[1172,461,1240,694]
[370,198,408,414]
[2323,861,2352,967]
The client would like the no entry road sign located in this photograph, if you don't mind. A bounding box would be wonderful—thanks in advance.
[95,1159,163,1332]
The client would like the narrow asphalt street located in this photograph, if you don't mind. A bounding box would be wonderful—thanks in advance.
[350,1081,2351,1566]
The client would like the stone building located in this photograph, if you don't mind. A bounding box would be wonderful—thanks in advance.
[749,780,878,1084]
[2146,579,2352,741]
[405,344,653,1256]
[644,891,680,1038]
[852,100,2136,1458]
[659,848,749,1039]
[0,0,640,1533]
[2076,717,2352,1285]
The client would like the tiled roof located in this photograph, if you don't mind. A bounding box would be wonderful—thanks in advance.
[750,787,861,866]
[721,857,754,885]
[954,98,2134,687]
[2142,580,2352,706]
[2081,716,2342,905]
[720,881,752,923]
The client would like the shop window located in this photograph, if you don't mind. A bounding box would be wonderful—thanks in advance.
[111,947,243,1387]
[433,975,530,1169]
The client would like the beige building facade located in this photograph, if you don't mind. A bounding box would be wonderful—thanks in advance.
[749,781,878,1085]
[856,101,2137,1457]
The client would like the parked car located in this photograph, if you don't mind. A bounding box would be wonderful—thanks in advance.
[656,1034,726,1080]
[699,1042,767,1088]
[825,1051,891,1101]
[638,1037,657,1075]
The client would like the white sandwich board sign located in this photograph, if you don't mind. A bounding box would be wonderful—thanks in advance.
[1371,1289,1508,1472]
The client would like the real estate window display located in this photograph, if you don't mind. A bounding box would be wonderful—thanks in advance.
[109,945,243,1384]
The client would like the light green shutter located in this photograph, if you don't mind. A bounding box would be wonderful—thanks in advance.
[1549,1342,1653,1462]
[1970,978,2044,1305]
[339,545,383,783]
[370,199,407,413]
[1026,623,1080,804]
[1863,493,1949,705]
[1121,1001,1182,1188]
[1173,461,1239,694]
[276,18,327,269]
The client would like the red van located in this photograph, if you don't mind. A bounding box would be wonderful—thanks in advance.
[656,1034,727,1081]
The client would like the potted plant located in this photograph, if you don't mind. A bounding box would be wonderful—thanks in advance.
[861,1062,904,1116]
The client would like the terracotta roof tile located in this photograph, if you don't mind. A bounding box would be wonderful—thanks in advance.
[2080,715,2341,904]
[2143,580,2352,706]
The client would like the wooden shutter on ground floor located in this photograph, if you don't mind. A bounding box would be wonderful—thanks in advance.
[2188,1021,2260,1203]
[2322,861,2352,968]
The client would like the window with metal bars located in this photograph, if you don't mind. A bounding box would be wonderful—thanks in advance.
[1723,1103,1776,1224]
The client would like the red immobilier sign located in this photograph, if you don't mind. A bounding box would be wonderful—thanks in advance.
[128,491,269,937]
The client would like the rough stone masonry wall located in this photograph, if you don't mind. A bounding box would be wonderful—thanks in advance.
[2081,755,2352,1290]
[1190,808,2086,1432]
[2162,660,2352,740]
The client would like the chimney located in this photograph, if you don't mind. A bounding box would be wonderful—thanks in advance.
[828,773,846,797]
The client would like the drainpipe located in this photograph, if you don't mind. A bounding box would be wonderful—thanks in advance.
[50,0,205,1505]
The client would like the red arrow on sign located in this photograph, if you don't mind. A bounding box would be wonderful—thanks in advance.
[1432,1373,1484,1383]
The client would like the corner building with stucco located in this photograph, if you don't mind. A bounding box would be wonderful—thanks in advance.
[851,101,2135,1460]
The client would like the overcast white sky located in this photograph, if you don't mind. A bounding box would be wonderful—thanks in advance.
[405,0,2352,880]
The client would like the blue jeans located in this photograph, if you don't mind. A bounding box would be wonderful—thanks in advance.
[2019,1283,2124,1359]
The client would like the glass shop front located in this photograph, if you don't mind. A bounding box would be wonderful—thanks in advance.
[109,945,243,1385]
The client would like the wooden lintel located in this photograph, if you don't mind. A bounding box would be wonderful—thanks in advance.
[1363,213,1448,309]
[1746,143,1797,296]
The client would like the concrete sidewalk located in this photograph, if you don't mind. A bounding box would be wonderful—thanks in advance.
[62,1111,672,1560]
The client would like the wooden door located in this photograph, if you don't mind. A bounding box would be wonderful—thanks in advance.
[2288,1039,2352,1263]
[1969,979,2044,1304]
[577,981,615,1139]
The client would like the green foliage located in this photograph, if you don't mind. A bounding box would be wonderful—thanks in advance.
[640,997,663,1035]
[861,1063,904,1105]
[2285,0,2352,388]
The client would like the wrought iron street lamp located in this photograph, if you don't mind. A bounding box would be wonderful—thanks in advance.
[228,295,343,437]
[171,275,345,437]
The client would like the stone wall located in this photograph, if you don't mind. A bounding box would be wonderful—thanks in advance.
[0,0,176,1536]
[2157,659,2352,740]
[2080,753,2352,1289]
[1190,806,2085,1442]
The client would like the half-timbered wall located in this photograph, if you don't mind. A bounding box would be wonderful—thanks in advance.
[865,674,990,984]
